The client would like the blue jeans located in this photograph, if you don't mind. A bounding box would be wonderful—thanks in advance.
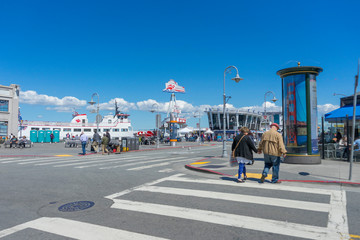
[81,142,87,155]
[262,154,281,183]
[238,163,246,179]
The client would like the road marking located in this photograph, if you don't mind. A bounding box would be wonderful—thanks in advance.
[74,155,150,169]
[0,217,169,240]
[167,175,334,195]
[158,168,174,173]
[235,173,272,179]
[127,159,193,171]
[99,157,188,170]
[111,199,330,239]
[351,234,360,239]
[327,190,349,239]
[104,173,185,200]
[190,161,210,165]
[135,185,330,212]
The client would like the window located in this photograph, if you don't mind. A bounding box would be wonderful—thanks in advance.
[0,100,9,112]
[121,128,128,132]
[84,129,91,132]
[108,120,112,124]
[53,128,61,131]
[63,128,71,132]
[103,129,110,132]
[42,128,50,130]
[31,127,40,130]
[0,121,8,136]
[112,129,119,132]
[74,128,81,132]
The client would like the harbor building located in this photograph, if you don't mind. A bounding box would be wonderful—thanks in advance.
[0,84,20,137]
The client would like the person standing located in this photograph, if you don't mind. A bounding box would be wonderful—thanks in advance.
[50,133,54,144]
[92,129,101,153]
[231,127,258,183]
[80,132,88,155]
[106,130,111,141]
[101,134,110,155]
[258,123,287,184]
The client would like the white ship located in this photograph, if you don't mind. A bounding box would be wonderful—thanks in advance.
[20,107,135,140]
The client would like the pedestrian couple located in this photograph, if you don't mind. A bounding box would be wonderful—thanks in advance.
[232,123,287,183]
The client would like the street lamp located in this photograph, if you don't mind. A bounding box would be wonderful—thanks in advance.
[264,91,277,130]
[222,65,243,157]
[150,103,160,148]
[333,93,347,97]
[194,110,201,144]
[88,93,100,133]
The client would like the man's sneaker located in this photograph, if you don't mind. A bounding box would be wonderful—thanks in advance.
[260,175,266,183]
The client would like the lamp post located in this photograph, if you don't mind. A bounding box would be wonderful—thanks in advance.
[222,66,243,157]
[150,103,160,148]
[88,93,100,133]
[263,91,277,130]
[333,93,347,97]
[194,110,201,144]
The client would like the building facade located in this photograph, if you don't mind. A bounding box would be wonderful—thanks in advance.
[0,84,20,137]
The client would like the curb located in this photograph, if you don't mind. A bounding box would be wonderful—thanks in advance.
[185,164,360,186]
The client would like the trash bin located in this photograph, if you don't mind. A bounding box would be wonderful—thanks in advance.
[53,130,60,143]
[121,138,128,152]
[30,130,38,143]
[38,130,45,143]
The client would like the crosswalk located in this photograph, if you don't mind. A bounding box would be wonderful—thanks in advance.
[0,174,350,239]
[0,153,204,173]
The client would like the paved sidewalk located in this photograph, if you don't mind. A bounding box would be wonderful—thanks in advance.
[185,153,360,185]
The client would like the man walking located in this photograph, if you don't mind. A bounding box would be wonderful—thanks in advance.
[258,123,287,183]
[80,132,88,155]
[92,129,101,153]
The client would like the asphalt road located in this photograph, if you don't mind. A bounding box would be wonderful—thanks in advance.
[0,143,359,239]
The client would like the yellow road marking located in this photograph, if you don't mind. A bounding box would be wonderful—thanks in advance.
[190,162,211,165]
[350,234,360,239]
[55,155,73,157]
[236,173,272,179]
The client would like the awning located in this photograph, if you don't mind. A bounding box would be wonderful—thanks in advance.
[325,105,360,122]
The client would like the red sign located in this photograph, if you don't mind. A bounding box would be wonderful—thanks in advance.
[178,118,186,123]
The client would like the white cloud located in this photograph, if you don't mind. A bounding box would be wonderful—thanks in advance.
[92,98,137,112]
[317,103,339,115]
[20,90,86,107]
[45,106,75,112]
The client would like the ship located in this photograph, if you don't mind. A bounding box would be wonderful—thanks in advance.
[20,103,135,140]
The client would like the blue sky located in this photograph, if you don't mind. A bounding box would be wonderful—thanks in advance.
[0,0,359,130]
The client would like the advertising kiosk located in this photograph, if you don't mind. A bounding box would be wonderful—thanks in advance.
[277,64,323,164]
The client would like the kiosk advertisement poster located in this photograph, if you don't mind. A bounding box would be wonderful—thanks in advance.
[170,121,178,142]
[309,76,319,154]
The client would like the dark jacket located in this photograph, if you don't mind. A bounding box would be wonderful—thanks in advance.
[231,133,257,160]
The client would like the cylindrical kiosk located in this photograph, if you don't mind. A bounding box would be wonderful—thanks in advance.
[30,130,38,143]
[277,64,323,164]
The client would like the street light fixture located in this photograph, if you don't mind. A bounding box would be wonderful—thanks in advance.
[88,93,100,133]
[150,103,160,148]
[333,93,347,97]
[194,110,201,145]
[222,65,243,158]
[263,91,277,130]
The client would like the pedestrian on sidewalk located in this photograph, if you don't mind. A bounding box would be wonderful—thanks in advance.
[91,129,101,153]
[231,127,258,183]
[80,132,88,155]
[50,133,54,144]
[101,134,110,155]
[258,123,287,184]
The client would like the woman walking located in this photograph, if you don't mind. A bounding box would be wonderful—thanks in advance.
[231,127,258,183]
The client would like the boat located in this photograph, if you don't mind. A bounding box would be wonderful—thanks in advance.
[20,103,135,140]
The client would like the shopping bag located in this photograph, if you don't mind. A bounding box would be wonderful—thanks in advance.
[229,156,238,167]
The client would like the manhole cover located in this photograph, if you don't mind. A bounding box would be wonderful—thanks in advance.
[58,201,95,212]
[298,172,310,176]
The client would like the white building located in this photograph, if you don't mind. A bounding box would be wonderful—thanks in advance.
[0,84,20,137]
